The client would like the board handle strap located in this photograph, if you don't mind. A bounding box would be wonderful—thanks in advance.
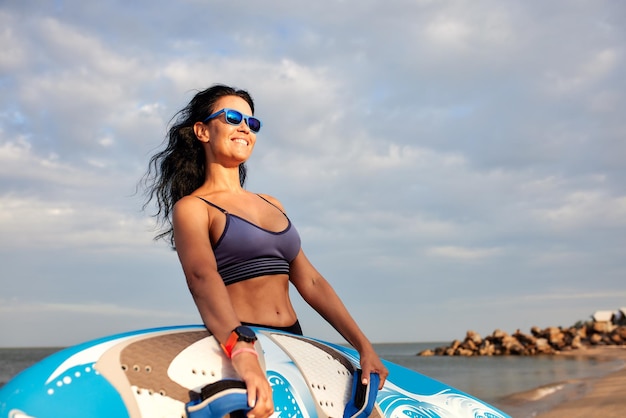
[343,369,380,418]
[186,380,251,418]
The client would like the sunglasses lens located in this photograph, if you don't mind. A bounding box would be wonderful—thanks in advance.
[225,109,243,125]
[219,108,260,133]
[247,118,261,133]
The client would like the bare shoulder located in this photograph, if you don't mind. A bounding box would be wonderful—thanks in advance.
[175,194,203,210]
[173,195,209,223]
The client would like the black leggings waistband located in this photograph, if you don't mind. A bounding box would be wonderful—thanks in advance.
[241,320,303,336]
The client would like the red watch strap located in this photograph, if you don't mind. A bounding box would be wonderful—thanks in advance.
[221,330,239,358]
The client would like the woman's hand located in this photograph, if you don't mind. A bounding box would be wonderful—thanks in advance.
[359,348,389,390]
[231,349,274,418]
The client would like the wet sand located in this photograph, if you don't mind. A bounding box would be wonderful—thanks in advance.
[495,346,626,417]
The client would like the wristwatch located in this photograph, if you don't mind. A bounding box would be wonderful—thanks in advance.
[221,326,257,358]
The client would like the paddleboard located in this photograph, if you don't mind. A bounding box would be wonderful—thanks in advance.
[0,325,510,418]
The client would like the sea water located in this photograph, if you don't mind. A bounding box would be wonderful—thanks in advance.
[0,347,62,387]
[375,342,624,417]
[375,342,616,399]
[1,343,623,417]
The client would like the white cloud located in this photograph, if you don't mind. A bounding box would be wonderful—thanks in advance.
[426,245,503,261]
[36,16,139,76]
[545,48,619,96]
[0,298,188,319]
[0,195,156,252]
[0,138,77,185]
[0,11,27,71]
[533,190,626,230]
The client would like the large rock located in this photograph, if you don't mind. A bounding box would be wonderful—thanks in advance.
[478,340,495,356]
[609,333,622,344]
[535,338,555,354]
[530,326,543,337]
[456,348,474,356]
[462,339,478,351]
[416,320,625,356]
[546,327,566,349]
[589,333,603,345]
[513,329,536,346]
[615,326,626,341]
[491,329,508,340]
[465,330,483,345]
[450,339,461,351]
[592,321,613,333]
[501,335,525,355]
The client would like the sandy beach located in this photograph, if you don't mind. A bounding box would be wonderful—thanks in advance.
[496,346,626,417]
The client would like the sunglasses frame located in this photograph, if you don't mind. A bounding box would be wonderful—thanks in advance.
[203,108,262,133]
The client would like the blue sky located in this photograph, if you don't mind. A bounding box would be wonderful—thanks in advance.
[1,0,625,347]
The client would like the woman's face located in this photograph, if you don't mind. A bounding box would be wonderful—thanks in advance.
[199,95,257,165]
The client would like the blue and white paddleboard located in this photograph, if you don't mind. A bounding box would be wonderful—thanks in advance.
[0,325,510,418]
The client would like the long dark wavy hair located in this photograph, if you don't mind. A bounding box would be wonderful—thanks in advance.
[142,84,256,245]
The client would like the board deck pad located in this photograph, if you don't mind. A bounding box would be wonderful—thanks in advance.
[268,333,354,417]
[0,325,511,418]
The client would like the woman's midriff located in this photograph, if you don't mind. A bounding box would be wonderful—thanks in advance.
[226,274,297,327]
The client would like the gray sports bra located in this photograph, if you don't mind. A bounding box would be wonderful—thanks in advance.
[197,196,301,285]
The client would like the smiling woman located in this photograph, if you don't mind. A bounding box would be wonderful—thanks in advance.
[141,84,388,418]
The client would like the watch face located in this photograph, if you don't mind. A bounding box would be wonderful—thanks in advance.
[236,326,257,341]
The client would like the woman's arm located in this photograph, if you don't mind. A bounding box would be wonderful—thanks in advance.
[173,196,240,340]
[289,249,389,388]
[173,196,273,417]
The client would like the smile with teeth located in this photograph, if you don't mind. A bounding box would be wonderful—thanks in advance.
[233,138,248,145]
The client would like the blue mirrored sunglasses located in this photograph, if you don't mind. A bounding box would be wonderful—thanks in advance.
[203,108,262,133]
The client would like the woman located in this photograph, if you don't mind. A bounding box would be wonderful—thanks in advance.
[144,84,388,418]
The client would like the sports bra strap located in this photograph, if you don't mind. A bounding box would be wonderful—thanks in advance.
[196,195,286,216]
[196,197,228,214]
[256,194,287,215]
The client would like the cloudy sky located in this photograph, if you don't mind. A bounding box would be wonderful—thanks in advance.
[1,0,625,347]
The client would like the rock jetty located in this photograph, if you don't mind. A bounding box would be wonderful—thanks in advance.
[417,322,626,356]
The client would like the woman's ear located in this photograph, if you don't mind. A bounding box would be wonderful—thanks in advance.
[193,121,210,143]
